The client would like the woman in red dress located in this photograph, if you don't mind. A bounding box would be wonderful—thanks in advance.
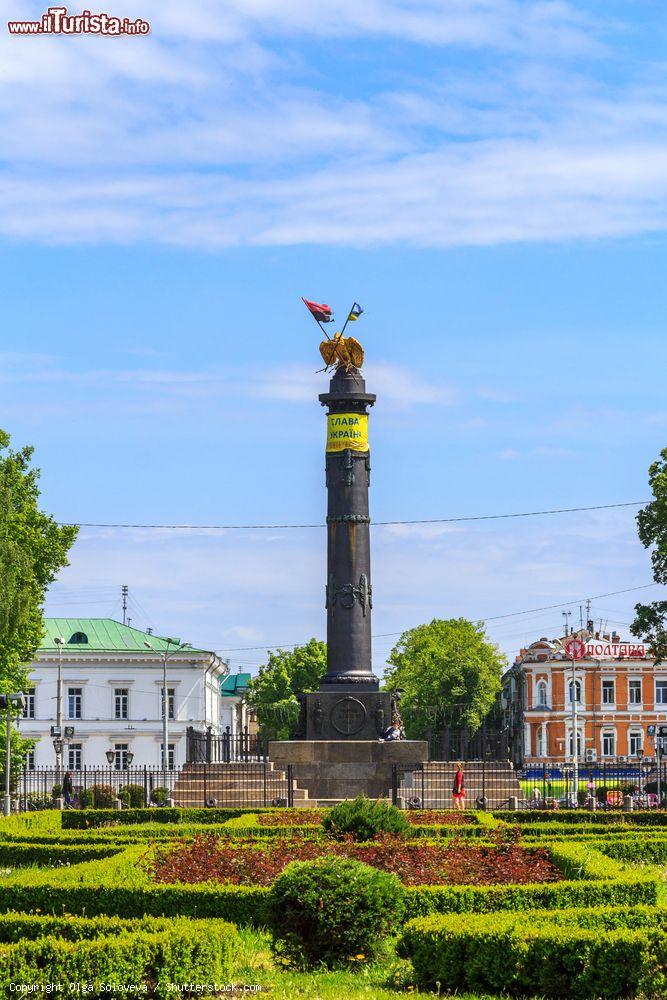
[452,763,466,811]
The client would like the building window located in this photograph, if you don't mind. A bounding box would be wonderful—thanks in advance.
[160,743,176,770]
[601,680,615,705]
[656,680,667,704]
[114,743,130,770]
[114,688,129,720]
[69,631,88,644]
[536,725,547,757]
[568,680,582,704]
[24,749,35,770]
[22,687,35,719]
[67,743,83,771]
[567,730,582,758]
[67,688,82,719]
[536,681,547,707]
[629,679,642,705]
[160,688,175,720]
[602,731,616,757]
[629,731,643,757]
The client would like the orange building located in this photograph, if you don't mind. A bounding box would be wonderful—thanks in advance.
[502,631,664,766]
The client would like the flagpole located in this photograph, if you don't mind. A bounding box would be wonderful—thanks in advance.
[339,302,355,338]
[302,297,333,341]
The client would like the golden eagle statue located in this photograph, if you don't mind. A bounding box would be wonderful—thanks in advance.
[319,332,364,373]
[302,298,366,372]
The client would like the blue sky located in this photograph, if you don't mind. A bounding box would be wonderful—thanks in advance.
[1,0,666,672]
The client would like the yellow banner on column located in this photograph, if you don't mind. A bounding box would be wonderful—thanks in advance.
[326,413,369,452]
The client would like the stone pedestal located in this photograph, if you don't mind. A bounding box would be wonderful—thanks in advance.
[269,739,428,803]
[303,689,392,740]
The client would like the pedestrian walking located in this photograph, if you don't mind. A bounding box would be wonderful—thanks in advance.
[452,762,466,811]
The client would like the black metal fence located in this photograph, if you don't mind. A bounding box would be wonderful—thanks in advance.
[16,766,178,811]
[519,758,665,810]
[392,760,522,810]
[392,757,667,810]
[426,723,511,762]
[16,763,293,811]
[186,726,267,764]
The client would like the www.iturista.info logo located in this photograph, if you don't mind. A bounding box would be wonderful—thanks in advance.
[7,6,150,34]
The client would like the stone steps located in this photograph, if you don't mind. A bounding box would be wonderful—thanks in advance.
[171,762,310,808]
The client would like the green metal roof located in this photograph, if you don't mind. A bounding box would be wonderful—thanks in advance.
[40,619,209,655]
[220,672,251,696]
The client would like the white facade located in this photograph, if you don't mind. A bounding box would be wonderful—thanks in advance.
[18,620,231,770]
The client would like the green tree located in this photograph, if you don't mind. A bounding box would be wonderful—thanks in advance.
[384,618,505,739]
[247,639,326,739]
[631,447,667,662]
[0,429,77,775]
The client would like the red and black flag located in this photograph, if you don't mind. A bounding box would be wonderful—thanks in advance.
[302,297,334,323]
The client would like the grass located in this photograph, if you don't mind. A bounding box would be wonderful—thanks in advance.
[233,927,497,998]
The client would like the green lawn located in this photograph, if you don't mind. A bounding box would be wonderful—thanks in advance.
[234,928,497,998]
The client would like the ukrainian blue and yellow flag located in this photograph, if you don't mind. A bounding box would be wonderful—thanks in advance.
[347,302,363,322]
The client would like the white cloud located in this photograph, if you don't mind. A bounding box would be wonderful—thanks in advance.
[251,362,455,407]
[0,2,664,250]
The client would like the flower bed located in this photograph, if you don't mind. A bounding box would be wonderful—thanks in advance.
[255,809,474,827]
[405,811,474,826]
[257,810,324,826]
[151,834,563,887]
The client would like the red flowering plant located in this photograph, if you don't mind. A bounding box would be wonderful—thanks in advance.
[151,833,562,888]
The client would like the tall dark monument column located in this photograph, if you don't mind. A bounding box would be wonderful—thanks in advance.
[304,366,392,739]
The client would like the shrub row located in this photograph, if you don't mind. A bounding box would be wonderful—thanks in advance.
[1,872,657,927]
[0,842,124,867]
[0,913,238,998]
[598,836,667,864]
[60,806,278,828]
[0,811,61,840]
[399,903,667,997]
[496,809,667,826]
[218,822,492,840]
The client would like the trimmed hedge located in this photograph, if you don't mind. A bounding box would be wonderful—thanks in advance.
[496,809,667,826]
[61,806,274,828]
[0,912,238,998]
[0,812,61,839]
[0,882,271,924]
[598,836,667,864]
[0,841,124,867]
[399,904,667,997]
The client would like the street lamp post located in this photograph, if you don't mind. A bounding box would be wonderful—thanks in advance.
[54,637,65,775]
[144,639,191,770]
[2,693,25,816]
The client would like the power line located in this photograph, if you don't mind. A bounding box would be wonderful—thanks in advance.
[60,499,646,532]
[212,583,659,653]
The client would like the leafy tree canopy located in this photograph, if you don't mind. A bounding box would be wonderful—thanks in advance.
[383,618,506,739]
[0,429,78,696]
[247,638,326,739]
[632,447,667,662]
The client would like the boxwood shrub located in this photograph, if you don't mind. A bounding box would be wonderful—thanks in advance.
[0,913,238,998]
[0,842,124,867]
[322,796,411,840]
[269,856,405,968]
[61,806,273,828]
[399,904,667,998]
[495,809,667,826]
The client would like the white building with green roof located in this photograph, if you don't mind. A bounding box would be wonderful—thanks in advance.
[18,619,230,770]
